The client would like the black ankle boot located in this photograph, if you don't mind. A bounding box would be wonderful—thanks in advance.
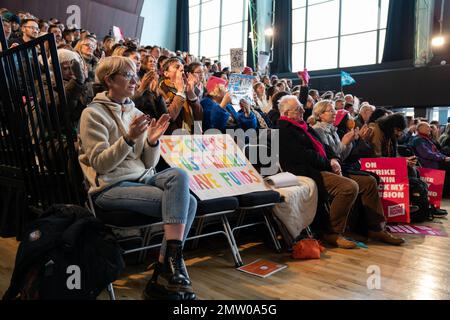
[143,241,196,300]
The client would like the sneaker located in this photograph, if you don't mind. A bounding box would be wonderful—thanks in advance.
[368,230,405,246]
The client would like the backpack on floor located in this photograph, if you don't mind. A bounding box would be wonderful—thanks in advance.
[409,177,433,223]
[2,205,125,300]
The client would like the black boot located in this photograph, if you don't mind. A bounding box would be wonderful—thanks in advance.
[143,241,196,300]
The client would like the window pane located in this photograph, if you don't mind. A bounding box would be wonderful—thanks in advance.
[292,8,306,43]
[292,43,305,71]
[221,22,244,55]
[222,0,245,25]
[308,0,331,5]
[190,33,199,57]
[340,31,377,67]
[341,0,379,35]
[380,0,390,28]
[306,38,338,71]
[220,54,231,68]
[292,0,306,9]
[189,0,200,6]
[201,0,221,30]
[200,28,220,58]
[307,0,340,41]
[378,29,386,63]
[189,6,200,33]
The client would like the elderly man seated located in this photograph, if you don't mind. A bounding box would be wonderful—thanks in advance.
[278,96,405,248]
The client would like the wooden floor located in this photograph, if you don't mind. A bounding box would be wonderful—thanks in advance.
[1,200,449,300]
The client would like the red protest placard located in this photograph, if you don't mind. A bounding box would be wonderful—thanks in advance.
[361,158,410,224]
[417,168,446,209]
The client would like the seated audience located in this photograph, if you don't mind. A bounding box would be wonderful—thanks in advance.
[159,57,203,134]
[78,56,196,300]
[278,96,365,249]
[200,76,257,132]
[313,102,403,245]
[411,122,450,169]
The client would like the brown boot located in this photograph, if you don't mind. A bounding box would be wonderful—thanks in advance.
[323,233,358,249]
[368,230,405,246]
[343,232,368,243]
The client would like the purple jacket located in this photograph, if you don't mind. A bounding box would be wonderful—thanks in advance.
[411,136,446,169]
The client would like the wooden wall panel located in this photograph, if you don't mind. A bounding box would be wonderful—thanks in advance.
[0,0,144,39]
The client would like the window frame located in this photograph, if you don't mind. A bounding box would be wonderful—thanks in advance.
[292,0,389,72]
[189,0,249,64]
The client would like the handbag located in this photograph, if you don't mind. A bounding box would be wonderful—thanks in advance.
[292,229,325,260]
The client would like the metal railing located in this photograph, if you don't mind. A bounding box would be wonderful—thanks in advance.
[0,21,84,236]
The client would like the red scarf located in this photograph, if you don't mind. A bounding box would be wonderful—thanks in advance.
[418,133,439,152]
[280,116,327,159]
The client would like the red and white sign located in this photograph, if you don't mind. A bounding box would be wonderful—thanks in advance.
[361,158,410,223]
[417,168,446,209]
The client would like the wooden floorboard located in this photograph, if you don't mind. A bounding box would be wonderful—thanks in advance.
[0,200,449,300]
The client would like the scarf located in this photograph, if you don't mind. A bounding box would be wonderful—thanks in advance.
[418,133,439,153]
[280,116,327,159]
[160,78,194,133]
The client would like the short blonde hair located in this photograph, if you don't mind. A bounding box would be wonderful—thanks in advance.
[95,56,136,89]
[313,100,334,121]
[112,46,127,57]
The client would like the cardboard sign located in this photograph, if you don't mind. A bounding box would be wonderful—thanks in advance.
[230,48,244,71]
[160,135,268,201]
[361,158,410,223]
[258,51,270,71]
[228,73,255,108]
[417,168,446,209]
[112,26,124,43]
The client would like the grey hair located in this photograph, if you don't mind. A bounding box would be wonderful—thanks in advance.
[278,95,301,115]
[313,100,334,121]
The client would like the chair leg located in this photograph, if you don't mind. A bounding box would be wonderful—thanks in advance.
[263,210,282,253]
[138,226,151,264]
[191,217,205,250]
[233,209,246,237]
[221,215,244,268]
[107,283,116,300]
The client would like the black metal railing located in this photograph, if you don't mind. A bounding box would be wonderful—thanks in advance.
[0,25,84,237]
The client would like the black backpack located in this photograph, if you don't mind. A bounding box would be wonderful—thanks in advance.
[3,205,125,300]
[409,176,433,223]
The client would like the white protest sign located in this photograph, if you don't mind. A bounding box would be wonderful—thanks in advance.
[160,135,268,201]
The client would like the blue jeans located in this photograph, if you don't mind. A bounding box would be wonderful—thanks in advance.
[94,168,197,254]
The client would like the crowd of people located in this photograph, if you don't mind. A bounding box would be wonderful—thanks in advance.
[1,9,450,301]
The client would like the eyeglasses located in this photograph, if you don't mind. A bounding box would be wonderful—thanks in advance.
[117,71,139,82]
[324,109,337,114]
[24,25,39,31]
[82,43,96,49]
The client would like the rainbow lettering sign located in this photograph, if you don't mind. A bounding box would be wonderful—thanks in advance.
[160,135,269,200]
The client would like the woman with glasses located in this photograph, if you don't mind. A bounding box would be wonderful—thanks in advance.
[186,62,206,100]
[78,56,197,301]
[74,35,99,102]
[312,100,404,246]
[75,35,98,83]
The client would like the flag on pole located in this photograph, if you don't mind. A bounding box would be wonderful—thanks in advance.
[341,71,356,87]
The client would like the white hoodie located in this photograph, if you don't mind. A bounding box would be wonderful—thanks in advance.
[79,92,160,194]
